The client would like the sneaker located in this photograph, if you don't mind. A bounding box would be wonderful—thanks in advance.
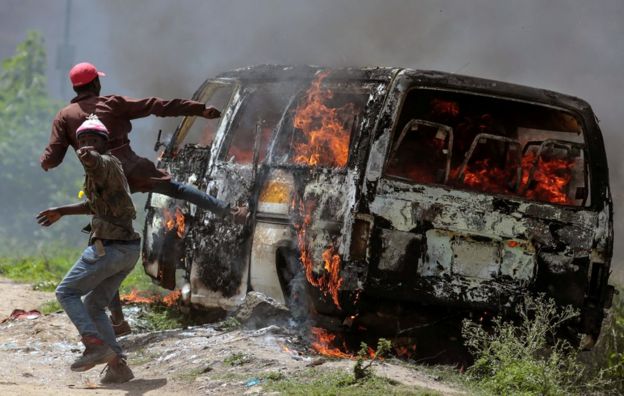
[110,317,132,337]
[100,358,134,384]
[71,336,116,372]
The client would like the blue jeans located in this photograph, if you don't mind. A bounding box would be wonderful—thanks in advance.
[56,241,140,356]
[152,180,230,217]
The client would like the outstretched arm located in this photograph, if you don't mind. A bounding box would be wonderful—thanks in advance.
[112,96,221,120]
[36,202,92,227]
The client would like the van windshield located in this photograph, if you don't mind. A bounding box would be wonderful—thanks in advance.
[272,73,372,168]
[385,89,589,206]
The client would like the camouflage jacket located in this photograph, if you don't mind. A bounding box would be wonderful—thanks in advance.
[83,151,140,242]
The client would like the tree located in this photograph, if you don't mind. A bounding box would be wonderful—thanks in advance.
[0,31,83,253]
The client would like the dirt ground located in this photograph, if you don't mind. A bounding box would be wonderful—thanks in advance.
[0,277,464,395]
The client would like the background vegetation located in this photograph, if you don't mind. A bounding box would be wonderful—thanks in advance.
[0,31,93,254]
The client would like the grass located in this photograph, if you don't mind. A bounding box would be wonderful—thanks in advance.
[38,299,62,314]
[0,247,79,291]
[0,246,159,294]
[0,245,180,330]
[461,293,624,395]
[135,303,189,332]
[224,352,253,366]
[263,368,437,396]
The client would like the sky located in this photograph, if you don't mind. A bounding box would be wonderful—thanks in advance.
[1,0,622,280]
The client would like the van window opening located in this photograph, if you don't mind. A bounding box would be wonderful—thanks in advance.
[273,73,372,168]
[176,82,234,148]
[385,89,589,206]
[221,83,297,165]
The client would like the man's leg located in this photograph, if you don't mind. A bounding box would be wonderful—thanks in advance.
[84,242,139,356]
[151,180,230,217]
[56,245,124,370]
[108,291,132,337]
[109,291,124,324]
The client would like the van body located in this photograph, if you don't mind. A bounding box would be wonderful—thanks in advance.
[142,65,614,342]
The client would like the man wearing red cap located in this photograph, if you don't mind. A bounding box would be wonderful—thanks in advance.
[41,62,248,335]
[38,116,139,383]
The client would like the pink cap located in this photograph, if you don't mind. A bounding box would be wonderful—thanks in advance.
[69,62,106,87]
[76,114,109,140]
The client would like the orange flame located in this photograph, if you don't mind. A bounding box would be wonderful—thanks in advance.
[291,71,354,167]
[293,198,344,309]
[162,207,186,238]
[460,151,576,205]
[120,288,159,304]
[310,327,352,358]
[394,344,417,359]
[120,288,181,307]
[162,290,181,306]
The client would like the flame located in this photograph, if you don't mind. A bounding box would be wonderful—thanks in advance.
[291,71,354,167]
[162,290,181,307]
[459,151,576,205]
[120,288,181,306]
[431,98,460,118]
[310,327,352,358]
[120,288,159,304]
[162,207,186,238]
[394,344,417,359]
[520,151,575,204]
[293,198,344,309]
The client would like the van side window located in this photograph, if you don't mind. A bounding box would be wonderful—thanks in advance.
[175,82,234,148]
[384,89,589,206]
[222,83,295,165]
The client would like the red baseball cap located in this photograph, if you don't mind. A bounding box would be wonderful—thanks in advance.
[69,62,106,87]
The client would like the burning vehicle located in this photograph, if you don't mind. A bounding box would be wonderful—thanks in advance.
[143,65,614,346]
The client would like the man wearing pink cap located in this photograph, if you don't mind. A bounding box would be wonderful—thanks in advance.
[41,62,248,335]
[37,116,138,383]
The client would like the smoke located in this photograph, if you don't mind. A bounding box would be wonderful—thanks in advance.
[2,0,623,280]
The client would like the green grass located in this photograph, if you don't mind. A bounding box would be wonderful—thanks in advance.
[263,368,437,396]
[224,352,253,366]
[0,248,79,290]
[135,303,189,332]
[0,246,159,294]
[461,293,624,395]
[39,299,62,314]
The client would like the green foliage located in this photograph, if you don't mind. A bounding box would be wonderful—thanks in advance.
[588,291,624,394]
[462,295,590,395]
[133,303,185,332]
[353,337,393,380]
[224,352,252,366]
[215,316,241,331]
[39,299,62,314]
[0,247,79,287]
[263,368,434,396]
[605,293,624,388]
[0,248,157,297]
[0,31,83,253]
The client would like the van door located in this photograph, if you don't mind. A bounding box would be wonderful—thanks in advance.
[187,81,298,310]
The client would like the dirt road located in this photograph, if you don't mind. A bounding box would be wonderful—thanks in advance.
[0,277,464,395]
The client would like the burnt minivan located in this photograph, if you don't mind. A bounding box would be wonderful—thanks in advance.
[143,65,614,343]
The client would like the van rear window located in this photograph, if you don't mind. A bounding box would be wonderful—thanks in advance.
[385,89,589,206]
